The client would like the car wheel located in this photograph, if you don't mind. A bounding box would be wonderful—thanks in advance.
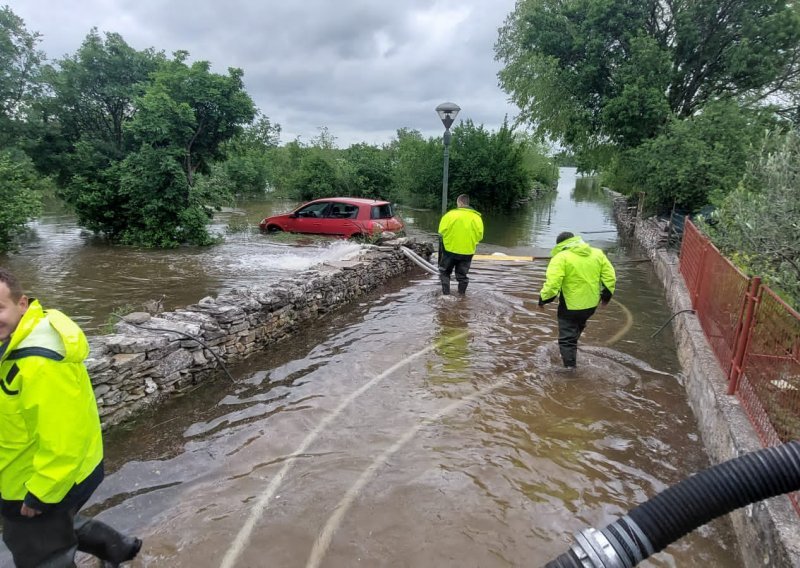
[266,224,283,233]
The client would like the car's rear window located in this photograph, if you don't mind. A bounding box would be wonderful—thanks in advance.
[370,204,394,219]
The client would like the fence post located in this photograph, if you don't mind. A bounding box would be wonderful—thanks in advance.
[691,238,709,310]
[728,276,762,395]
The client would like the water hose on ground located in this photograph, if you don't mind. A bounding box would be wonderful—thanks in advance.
[544,440,800,567]
[400,245,438,275]
[603,299,633,346]
[649,309,696,338]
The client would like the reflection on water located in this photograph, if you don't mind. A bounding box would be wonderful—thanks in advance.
[0,169,743,566]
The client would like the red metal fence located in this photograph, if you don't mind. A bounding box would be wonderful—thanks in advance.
[679,220,800,514]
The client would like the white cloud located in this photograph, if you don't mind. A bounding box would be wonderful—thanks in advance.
[6,0,519,146]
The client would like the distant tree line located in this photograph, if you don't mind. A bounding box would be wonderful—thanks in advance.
[0,5,557,252]
[496,0,800,308]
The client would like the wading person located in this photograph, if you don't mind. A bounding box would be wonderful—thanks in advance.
[438,194,484,295]
[537,232,616,368]
[0,268,141,567]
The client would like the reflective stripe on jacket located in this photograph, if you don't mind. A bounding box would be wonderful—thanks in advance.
[0,300,103,505]
[539,236,616,311]
[438,207,484,255]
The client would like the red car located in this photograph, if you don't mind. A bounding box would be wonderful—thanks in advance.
[259,197,404,239]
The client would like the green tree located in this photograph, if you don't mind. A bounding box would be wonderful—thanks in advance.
[36,30,163,183]
[266,139,305,195]
[0,6,46,249]
[0,149,44,251]
[340,143,392,199]
[705,129,800,308]
[609,101,776,211]
[0,6,45,147]
[175,111,280,198]
[448,119,531,210]
[389,128,442,208]
[496,0,800,163]
[288,151,342,200]
[130,54,256,186]
[43,37,255,246]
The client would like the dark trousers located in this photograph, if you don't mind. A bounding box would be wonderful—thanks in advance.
[439,250,473,295]
[1,462,138,568]
[557,306,596,367]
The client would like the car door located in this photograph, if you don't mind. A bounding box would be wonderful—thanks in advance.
[291,202,331,234]
[320,201,358,236]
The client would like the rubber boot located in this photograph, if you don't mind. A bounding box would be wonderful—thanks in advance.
[34,546,78,568]
[457,282,467,295]
[74,517,142,566]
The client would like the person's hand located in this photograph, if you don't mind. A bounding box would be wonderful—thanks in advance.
[20,503,41,517]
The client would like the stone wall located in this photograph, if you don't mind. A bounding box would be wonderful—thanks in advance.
[86,239,433,428]
[609,191,800,568]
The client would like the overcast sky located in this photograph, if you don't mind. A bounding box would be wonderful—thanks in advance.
[7,0,521,147]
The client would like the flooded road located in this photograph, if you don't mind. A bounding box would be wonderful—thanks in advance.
[1,170,743,566]
[89,255,741,567]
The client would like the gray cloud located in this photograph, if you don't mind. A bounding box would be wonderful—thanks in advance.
[7,0,519,146]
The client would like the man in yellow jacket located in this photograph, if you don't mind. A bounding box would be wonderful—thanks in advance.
[0,268,141,567]
[438,194,484,295]
[538,232,616,368]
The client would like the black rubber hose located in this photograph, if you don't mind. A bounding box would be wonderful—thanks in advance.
[544,440,800,567]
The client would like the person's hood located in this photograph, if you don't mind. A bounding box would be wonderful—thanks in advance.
[457,206,482,218]
[550,235,591,257]
[2,300,89,364]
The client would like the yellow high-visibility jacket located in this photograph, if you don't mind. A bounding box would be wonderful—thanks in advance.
[0,300,103,505]
[539,236,616,311]
[438,207,484,255]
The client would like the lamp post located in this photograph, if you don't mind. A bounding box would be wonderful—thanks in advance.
[435,102,460,216]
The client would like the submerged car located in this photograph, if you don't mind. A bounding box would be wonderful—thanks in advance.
[259,197,404,239]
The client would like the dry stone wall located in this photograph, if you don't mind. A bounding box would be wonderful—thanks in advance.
[86,239,433,427]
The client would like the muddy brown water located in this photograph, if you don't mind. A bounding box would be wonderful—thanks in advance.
[0,170,743,566]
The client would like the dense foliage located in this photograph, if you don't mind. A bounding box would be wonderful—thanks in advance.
[496,0,800,211]
[253,123,557,212]
[0,7,46,252]
[0,149,44,249]
[602,101,777,211]
[704,129,800,309]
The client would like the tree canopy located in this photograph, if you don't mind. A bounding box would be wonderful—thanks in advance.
[32,32,256,246]
[496,0,800,157]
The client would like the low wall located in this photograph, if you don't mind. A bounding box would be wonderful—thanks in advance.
[609,190,800,568]
[86,239,433,428]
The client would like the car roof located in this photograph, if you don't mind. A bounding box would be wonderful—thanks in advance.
[308,197,390,206]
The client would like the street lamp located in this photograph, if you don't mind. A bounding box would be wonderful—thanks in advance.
[435,102,460,216]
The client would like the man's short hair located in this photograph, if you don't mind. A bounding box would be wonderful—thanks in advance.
[0,267,24,301]
[456,194,469,207]
[556,231,574,244]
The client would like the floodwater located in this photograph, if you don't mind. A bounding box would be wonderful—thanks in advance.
[0,170,743,566]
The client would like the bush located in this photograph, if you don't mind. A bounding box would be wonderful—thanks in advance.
[0,149,45,251]
[609,101,775,214]
[703,129,800,309]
